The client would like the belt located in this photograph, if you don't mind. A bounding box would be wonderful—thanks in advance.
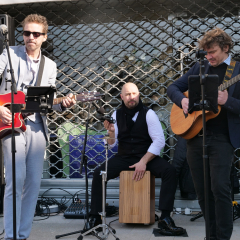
[198,129,213,137]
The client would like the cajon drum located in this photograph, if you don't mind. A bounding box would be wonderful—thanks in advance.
[119,171,155,224]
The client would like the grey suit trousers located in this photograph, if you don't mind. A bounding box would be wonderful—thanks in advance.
[2,119,46,240]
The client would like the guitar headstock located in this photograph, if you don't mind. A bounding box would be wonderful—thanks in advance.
[76,91,102,102]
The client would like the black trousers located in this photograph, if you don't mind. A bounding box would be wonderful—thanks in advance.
[187,134,234,240]
[90,154,177,215]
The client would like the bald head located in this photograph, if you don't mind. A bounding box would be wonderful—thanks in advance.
[121,82,139,94]
[120,82,140,109]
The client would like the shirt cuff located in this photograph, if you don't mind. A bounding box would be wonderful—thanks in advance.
[147,145,160,156]
[103,138,117,149]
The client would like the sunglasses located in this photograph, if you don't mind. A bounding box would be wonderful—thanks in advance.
[23,31,46,38]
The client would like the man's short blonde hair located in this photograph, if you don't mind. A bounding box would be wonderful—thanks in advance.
[198,28,233,53]
[21,14,48,34]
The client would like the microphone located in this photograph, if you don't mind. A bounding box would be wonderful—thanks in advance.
[92,101,115,123]
[92,101,105,114]
[0,25,7,55]
[0,32,4,56]
[0,25,8,35]
[98,115,116,124]
[196,50,207,59]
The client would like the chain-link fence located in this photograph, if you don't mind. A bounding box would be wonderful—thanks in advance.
[1,0,240,180]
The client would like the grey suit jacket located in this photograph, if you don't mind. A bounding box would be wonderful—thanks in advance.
[0,45,62,139]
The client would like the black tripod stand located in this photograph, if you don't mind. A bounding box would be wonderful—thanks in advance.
[188,50,219,240]
[56,102,119,240]
[56,102,93,239]
[77,136,119,240]
[56,101,111,239]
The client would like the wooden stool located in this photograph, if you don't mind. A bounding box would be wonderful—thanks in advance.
[119,171,155,224]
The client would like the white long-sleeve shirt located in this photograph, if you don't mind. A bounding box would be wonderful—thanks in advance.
[107,109,165,156]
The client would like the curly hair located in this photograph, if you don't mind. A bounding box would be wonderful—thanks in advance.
[21,14,48,34]
[198,28,233,53]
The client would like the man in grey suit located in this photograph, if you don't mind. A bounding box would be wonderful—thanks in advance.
[0,14,75,240]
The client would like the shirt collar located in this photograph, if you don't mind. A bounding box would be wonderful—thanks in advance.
[224,55,231,65]
[208,54,231,66]
[24,46,41,64]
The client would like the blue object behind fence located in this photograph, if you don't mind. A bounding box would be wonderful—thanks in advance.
[69,135,118,178]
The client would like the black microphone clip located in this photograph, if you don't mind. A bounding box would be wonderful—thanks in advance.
[99,115,116,124]
[196,50,207,59]
[92,101,105,114]
[92,101,115,124]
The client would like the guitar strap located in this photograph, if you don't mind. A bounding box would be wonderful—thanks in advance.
[223,59,236,83]
[35,54,45,87]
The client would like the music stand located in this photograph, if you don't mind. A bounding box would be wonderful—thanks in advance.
[21,86,56,115]
[188,50,218,240]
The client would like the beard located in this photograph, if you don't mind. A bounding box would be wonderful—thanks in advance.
[127,100,138,109]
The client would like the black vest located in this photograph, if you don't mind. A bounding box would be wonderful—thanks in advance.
[116,106,152,156]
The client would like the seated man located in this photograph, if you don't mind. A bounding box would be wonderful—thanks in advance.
[89,82,185,235]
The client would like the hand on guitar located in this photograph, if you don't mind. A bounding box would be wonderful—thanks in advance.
[181,97,189,114]
[0,106,12,125]
[61,93,76,108]
[218,90,228,105]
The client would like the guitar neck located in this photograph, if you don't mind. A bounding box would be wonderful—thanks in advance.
[219,73,240,91]
[52,92,101,105]
[53,96,76,105]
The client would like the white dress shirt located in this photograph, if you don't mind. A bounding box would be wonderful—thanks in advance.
[107,109,165,156]
[23,47,42,123]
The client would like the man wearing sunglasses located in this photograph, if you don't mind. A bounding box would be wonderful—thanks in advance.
[0,14,75,240]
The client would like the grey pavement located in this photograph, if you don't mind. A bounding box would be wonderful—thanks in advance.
[1,211,239,240]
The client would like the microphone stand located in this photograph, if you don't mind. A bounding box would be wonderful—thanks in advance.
[79,101,91,232]
[188,50,218,240]
[77,138,119,240]
[199,54,210,240]
[56,102,93,239]
[3,30,19,240]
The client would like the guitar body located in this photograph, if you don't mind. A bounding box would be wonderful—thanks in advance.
[0,90,101,139]
[170,92,221,139]
[0,91,27,139]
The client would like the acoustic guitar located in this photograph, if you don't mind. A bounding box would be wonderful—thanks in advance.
[170,74,240,139]
[0,91,101,139]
